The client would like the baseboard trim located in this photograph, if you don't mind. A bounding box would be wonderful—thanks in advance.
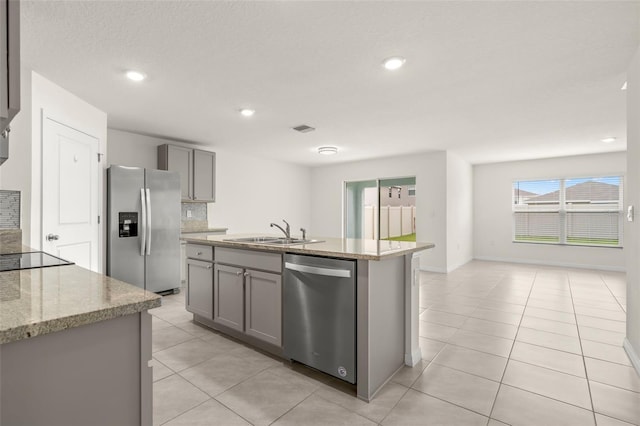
[404,348,422,367]
[419,266,447,273]
[623,339,640,376]
[473,256,625,272]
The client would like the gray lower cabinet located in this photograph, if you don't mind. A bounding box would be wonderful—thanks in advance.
[186,257,214,319]
[213,264,244,331]
[213,261,282,347]
[244,270,282,347]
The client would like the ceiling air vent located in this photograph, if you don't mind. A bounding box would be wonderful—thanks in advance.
[292,125,316,133]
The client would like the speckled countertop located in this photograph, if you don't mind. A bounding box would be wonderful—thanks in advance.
[181,234,434,261]
[180,227,228,234]
[0,260,161,344]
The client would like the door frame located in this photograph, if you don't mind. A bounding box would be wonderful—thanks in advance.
[343,175,417,240]
[39,109,105,272]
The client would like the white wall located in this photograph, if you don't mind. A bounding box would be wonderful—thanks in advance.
[107,129,312,235]
[310,152,447,272]
[0,71,107,271]
[474,152,626,271]
[624,44,640,373]
[446,151,473,271]
[29,72,108,268]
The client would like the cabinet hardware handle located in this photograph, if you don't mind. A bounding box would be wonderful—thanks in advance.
[236,271,243,276]
[197,251,203,255]
[243,272,250,277]
[207,265,212,269]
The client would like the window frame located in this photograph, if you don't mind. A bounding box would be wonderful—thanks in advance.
[512,174,624,248]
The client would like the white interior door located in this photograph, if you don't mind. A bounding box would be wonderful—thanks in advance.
[42,118,100,271]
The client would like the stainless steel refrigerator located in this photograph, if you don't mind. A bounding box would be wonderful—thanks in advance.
[107,165,181,293]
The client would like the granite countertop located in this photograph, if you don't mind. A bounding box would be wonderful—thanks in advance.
[180,227,228,234]
[181,234,434,261]
[0,262,161,344]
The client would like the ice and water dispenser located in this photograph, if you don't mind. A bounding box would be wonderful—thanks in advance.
[118,212,138,238]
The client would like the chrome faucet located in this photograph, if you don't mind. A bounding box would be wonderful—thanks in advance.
[300,227,306,240]
[270,219,290,239]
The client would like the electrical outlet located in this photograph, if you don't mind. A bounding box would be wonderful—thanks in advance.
[187,210,192,218]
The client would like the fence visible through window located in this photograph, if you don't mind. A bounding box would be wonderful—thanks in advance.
[512,176,623,247]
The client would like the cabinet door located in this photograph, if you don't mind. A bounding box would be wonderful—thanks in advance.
[213,264,244,332]
[193,149,215,202]
[245,270,282,347]
[186,258,213,319]
[159,145,193,200]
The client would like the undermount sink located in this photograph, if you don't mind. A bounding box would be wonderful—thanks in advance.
[223,237,323,246]
[223,236,279,243]
[261,238,323,245]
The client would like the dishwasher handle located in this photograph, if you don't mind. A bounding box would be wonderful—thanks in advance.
[285,262,351,278]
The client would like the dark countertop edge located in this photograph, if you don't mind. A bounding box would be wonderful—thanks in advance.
[181,236,435,261]
[0,297,161,345]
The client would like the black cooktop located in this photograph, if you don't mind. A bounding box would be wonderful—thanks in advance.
[0,251,74,272]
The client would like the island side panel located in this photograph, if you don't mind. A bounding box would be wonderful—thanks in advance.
[141,311,153,426]
[356,259,370,401]
[356,256,405,401]
[1,312,147,426]
[405,252,422,366]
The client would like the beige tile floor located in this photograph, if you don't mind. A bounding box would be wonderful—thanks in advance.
[150,260,639,425]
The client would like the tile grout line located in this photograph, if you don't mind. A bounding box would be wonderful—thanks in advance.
[487,268,537,422]
[566,272,598,425]
[598,272,628,315]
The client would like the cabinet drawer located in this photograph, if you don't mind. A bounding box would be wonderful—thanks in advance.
[186,244,213,261]
[215,247,282,273]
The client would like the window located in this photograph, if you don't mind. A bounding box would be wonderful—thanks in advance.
[513,176,623,247]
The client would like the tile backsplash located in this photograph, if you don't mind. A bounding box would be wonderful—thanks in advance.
[0,190,20,229]
[181,202,207,230]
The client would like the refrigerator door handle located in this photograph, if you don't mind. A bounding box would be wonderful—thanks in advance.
[145,188,152,255]
[140,188,147,256]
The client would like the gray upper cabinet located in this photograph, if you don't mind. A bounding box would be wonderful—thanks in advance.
[193,149,216,201]
[158,144,215,202]
[158,144,193,200]
[1,0,21,166]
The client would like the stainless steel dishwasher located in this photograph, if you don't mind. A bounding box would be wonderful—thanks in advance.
[283,253,356,384]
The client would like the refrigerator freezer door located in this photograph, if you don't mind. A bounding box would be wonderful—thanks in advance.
[107,166,145,289]
[145,169,181,293]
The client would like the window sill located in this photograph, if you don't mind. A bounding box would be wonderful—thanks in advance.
[512,240,623,249]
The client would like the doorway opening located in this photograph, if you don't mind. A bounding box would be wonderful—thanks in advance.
[344,176,416,241]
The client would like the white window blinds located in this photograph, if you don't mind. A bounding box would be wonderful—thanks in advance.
[513,176,623,247]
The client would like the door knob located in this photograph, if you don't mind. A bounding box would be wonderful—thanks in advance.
[46,233,60,241]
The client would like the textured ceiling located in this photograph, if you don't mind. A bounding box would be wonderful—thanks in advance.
[20,1,640,166]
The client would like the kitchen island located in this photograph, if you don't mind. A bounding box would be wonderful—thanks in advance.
[0,260,161,426]
[181,234,434,401]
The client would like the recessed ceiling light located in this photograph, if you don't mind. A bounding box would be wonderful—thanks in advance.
[318,146,338,155]
[239,108,255,117]
[125,70,146,82]
[382,56,406,71]
[621,81,628,91]
[601,137,617,143]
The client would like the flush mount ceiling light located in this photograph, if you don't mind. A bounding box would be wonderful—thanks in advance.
[239,108,255,117]
[621,81,628,90]
[125,70,146,82]
[382,56,406,71]
[318,146,338,155]
[601,137,617,143]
